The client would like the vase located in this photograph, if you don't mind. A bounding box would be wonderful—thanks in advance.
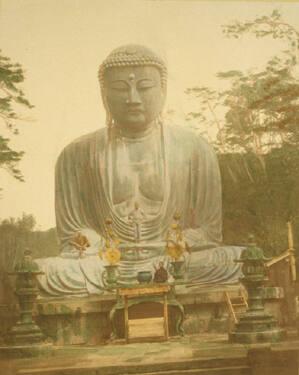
[102,264,119,288]
[169,260,185,280]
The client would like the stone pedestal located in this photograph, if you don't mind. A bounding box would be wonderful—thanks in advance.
[7,289,45,345]
[230,240,285,344]
[6,250,45,346]
[0,283,285,346]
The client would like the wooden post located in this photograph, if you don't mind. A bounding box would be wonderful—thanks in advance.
[163,292,169,340]
[124,296,129,343]
[287,221,296,282]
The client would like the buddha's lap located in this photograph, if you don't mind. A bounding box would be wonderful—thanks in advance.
[37,245,243,282]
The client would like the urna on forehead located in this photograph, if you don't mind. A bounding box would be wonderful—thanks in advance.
[98,44,167,88]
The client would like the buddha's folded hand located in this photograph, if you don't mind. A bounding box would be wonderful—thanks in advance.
[69,232,90,250]
[61,228,105,258]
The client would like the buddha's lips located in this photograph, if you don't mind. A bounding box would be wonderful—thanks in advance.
[127,109,144,114]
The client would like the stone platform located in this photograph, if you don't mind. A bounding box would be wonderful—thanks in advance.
[0,283,283,346]
[0,284,284,346]
[1,334,299,375]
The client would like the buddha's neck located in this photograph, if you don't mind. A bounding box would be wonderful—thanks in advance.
[115,121,158,140]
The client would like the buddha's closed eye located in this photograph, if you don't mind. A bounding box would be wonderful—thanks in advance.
[110,81,129,91]
[137,79,156,90]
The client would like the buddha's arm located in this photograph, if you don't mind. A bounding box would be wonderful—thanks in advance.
[55,143,104,257]
[183,138,223,249]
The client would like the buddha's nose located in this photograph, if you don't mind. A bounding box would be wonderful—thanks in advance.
[127,86,142,104]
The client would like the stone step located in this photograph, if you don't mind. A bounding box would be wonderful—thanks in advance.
[132,366,251,375]
[17,357,250,375]
[18,365,251,375]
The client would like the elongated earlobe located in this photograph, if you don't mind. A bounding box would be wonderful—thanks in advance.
[156,112,164,126]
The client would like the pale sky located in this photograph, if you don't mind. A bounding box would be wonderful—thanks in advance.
[0,0,298,229]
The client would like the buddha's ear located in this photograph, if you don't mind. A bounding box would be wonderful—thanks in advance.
[160,85,167,105]
[102,90,111,111]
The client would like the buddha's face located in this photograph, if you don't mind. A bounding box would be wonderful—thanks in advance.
[104,65,166,132]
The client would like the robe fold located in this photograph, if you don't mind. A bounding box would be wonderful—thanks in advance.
[36,124,243,296]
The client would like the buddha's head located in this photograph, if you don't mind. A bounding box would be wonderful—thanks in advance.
[99,44,167,133]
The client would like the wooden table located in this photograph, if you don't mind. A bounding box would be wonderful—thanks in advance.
[110,283,185,342]
[118,284,170,343]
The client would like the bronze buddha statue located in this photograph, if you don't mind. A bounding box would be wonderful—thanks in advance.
[36,45,242,296]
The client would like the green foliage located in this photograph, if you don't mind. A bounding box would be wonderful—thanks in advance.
[220,145,299,256]
[0,136,24,182]
[0,214,59,268]
[222,10,299,58]
[186,10,299,255]
[0,213,59,303]
[0,50,33,184]
[219,65,299,154]
[187,10,299,154]
[220,10,299,153]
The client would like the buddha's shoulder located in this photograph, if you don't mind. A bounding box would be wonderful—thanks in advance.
[61,128,107,153]
[167,124,213,150]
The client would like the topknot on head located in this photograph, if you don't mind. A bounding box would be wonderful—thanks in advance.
[98,44,167,89]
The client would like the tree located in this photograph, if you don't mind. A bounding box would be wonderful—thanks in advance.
[185,87,226,150]
[186,10,299,154]
[185,10,299,253]
[0,50,33,184]
[220,10,299,153]
[0,213,59,303]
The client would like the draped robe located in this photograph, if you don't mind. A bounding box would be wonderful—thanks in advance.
[36,124,242,296]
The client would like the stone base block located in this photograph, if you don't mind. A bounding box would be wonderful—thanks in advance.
[229,328,285,344]
[0,284,285,346]
[6,322,45,346]
[0,342,52,359]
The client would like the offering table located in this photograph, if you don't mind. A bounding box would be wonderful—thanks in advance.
[110,283,185,343]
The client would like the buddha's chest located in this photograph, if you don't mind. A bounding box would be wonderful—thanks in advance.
[109,138,165,216]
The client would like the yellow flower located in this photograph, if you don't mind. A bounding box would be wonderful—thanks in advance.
[104,247,121,265]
